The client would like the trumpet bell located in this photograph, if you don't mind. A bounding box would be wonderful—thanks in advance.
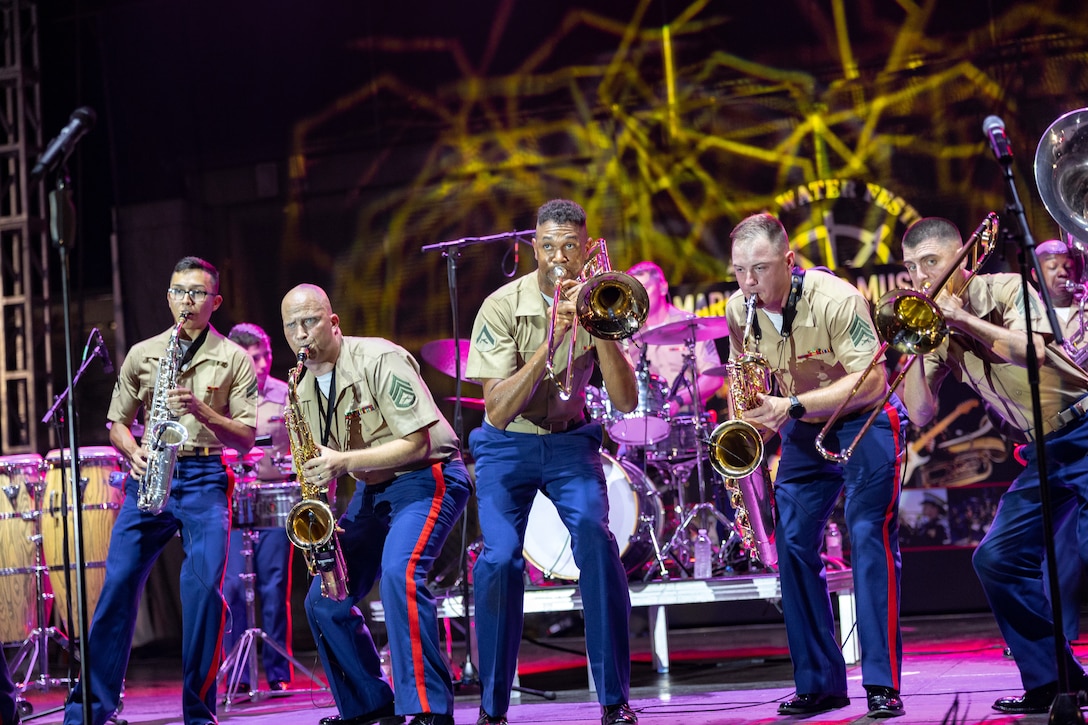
[1035,107,1088,244]
[875,289,948,355]
[707,419,764,479]
[576,271,649,340]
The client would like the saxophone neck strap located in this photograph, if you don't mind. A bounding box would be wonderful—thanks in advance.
[178,325,210,371]
[751,267,804,342]
[315,366,337,447]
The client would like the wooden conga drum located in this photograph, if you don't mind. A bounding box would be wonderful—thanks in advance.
[42,447,124,639]
[0,454,45,643]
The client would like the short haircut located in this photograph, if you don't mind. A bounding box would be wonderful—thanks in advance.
[174,256,220,293]
[536,199,587,229]
[730,213,789,254]
[902,217,961,250]
[628,260,666,283]
[228,322,271,352]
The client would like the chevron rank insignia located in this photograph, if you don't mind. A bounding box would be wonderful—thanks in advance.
[848,314,877,349]
[388,375,417,409]
[475,324,497,352]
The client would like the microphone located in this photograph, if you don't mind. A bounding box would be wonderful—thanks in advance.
[94,329,114,374]
[30,107,96,182]
[983,115,1013,163]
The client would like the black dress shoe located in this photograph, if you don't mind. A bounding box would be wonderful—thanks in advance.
[269,680,291,698]
[476,707,508,725]
[777,693,850,715]
[992,683,1058,714]
[602,703,638,725]
[406,714,454,725]
[865,686,904,718]
[318,701,404,725]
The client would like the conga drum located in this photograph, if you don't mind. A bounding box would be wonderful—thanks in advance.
[42,447,124,638]
[0,454,45,643]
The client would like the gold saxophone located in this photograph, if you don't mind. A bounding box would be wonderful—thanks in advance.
[283,347,348,601]
[137,313,190,514]
[707,294,777,567]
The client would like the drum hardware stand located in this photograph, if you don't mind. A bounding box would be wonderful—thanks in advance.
[651,333,733,576]
[219,525,328,711]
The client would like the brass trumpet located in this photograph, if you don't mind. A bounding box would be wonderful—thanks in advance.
[544,238,649,400]
[815,212,1000,463]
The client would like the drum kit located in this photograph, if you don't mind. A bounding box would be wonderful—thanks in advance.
[218,448,327,708]
[0,447,125,717]
[421,314,744,584]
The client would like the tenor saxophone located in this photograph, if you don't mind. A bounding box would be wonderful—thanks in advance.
[283,347,348,601]
[707,294,777,567]
[137,313,191,515]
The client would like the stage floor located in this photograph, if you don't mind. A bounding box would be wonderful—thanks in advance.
[9,611,1078,725]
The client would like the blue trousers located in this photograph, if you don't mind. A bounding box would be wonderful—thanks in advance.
[973,415,1088,689]
[305,460,469,719]
[64,456,231,725]
[222,526,293,685]
[470,421,631,716]
[774,399,906,696]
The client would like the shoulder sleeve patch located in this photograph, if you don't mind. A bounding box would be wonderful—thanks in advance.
[388,375,418,409]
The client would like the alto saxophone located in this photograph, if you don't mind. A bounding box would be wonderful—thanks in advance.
[283,347,348,601]
[138,313,191,515]
[707,294,778,567]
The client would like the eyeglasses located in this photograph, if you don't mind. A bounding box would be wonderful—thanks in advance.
[167,288,210,303]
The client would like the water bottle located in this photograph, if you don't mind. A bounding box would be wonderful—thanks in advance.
[825,522,843,561]
[693,528,713,579]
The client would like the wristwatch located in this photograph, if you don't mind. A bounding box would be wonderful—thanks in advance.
[788,395,806,420]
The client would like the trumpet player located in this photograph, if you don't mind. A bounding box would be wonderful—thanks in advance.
[726,213,908,718]
[466,199,639,725]
[280,284,470,725]
[900,218,1088,714]
[65,257,258,725]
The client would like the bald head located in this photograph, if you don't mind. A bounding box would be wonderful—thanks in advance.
[281,283,340,367]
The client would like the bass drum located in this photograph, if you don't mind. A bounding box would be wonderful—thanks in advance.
[42,447,124,639]
[523,451,664,581]
[0,454,46,643]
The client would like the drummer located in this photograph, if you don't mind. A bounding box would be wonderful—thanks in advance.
[221,323,295,695]
[622,261,724,418]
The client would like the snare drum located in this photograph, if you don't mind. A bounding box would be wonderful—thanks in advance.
[42,447,124,639]
[523,450,664,581]
[646,414,711,461]
[0,454,45,643]
[602,369,671,445]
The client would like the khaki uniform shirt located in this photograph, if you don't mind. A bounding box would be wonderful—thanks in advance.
[726,270,883,410]
[467,272,597,432]
[253,377,292,482]
[292,336,459,485]
[109,324,258,453]
[923,273,1088,438]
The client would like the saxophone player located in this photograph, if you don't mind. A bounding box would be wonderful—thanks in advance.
[725,213,908,718]
[65,256,258,725]
[279,284,470,725]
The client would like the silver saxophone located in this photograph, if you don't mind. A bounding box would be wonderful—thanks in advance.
[137,313,191,514]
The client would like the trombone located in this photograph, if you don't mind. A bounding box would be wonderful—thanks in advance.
[814,212,1000,463]
[544,238,649,400]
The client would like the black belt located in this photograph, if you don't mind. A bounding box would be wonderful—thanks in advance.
[178,446,222,458]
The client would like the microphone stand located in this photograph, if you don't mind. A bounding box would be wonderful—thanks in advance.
[994,148,1083,725]
[40,172,94,725]
[421,229,555,702]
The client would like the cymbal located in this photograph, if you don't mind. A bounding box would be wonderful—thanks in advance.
[420,339,478,383]
[636,316,731,345]
[444,396,486,410]
[701,363,730,378]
